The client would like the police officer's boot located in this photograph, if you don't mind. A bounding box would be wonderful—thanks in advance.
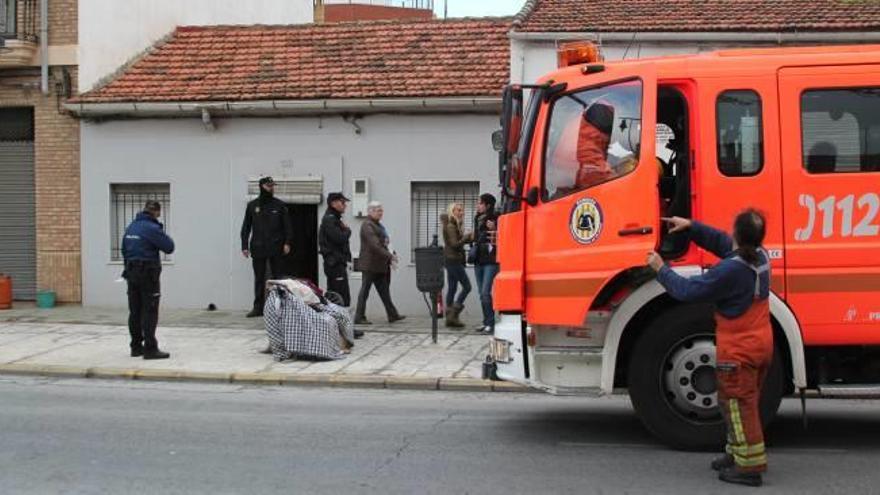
[718,467,762,487]
[143,349,171,360]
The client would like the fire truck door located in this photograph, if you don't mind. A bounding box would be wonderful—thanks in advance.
[524,77,659,326]
[778,65,880,345]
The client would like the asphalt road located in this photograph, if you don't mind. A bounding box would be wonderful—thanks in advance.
[1,376,879,495]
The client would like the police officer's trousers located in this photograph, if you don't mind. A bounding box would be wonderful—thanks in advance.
[126,261,162,352]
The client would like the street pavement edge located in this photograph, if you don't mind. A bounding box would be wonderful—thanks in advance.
[0,363,538,393]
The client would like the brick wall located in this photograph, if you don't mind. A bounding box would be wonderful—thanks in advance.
[0,67,81,303]
[16,0,78,45]
[35,66,80,302]
[47,0,77,46]
[2,0,80,302]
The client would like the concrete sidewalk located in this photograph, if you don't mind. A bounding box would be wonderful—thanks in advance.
[0,304,525,392]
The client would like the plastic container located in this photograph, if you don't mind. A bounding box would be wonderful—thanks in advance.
[0,274,11,310]
[36,290,56,309]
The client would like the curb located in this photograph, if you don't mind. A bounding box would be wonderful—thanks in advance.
[0,363,536,393]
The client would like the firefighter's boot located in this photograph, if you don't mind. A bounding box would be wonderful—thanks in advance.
[718,467,763,487]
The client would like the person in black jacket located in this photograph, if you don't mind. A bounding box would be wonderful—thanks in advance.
[240,177,293,317]
[472,193,499,334]
[122,201,175,359]
[319,192,352,307]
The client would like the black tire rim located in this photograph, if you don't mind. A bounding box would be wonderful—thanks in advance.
[661,333,723,425]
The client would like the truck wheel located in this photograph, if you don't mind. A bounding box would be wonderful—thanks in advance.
[627,304,785,451]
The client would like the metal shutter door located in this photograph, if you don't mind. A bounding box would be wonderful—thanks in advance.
[0,141,36,300]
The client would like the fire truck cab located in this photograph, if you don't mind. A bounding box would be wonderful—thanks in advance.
[490,44,880,449]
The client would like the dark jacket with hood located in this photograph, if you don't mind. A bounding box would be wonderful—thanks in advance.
[122,212,175,262]
[240,190,293,258]
[319,207,352,268]
[472,207,498,265]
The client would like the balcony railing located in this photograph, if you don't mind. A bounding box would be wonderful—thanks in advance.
[0,0,39,67]
[2,0,37,41]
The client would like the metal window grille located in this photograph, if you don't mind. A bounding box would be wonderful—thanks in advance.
[0,107,34,141]
[410,181,479,260]
[110,183,171,262]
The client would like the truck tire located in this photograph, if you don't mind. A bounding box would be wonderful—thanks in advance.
[627,304,785,451]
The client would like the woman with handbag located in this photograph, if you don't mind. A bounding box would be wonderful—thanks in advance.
[441,202,473,328]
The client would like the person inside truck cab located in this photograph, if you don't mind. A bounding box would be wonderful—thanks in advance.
[574,101,615,189]
[646,210,773,488]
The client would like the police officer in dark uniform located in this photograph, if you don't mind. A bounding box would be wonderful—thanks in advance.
[122,201,175,359]
[240,176,294,317]
[319,192,352,306]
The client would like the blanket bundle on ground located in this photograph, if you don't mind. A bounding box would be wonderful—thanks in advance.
[263,282,354,362]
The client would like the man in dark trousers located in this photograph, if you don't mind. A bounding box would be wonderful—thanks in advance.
[319,192,352,306]
[122,201,175,360]
[240,176,293,317]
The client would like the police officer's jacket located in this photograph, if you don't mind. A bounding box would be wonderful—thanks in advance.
[122,212,175,262]
[240,196,293,258]
[319,208,351,268]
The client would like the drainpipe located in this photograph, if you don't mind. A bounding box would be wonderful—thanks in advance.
[40,0,49,94]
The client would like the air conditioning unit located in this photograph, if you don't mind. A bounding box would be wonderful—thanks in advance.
[352,178,370,218]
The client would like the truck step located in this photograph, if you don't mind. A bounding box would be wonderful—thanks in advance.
[817,384,880,398]
[533,346,603,356]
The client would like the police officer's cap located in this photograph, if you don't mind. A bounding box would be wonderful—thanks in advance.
[327,192,350,205]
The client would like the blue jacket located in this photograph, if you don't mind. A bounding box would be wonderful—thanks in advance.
[656,221,769,319]
[122,212,175,262]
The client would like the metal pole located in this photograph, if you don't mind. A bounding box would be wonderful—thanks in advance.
[431,290,438,343]
[40,0,48,95]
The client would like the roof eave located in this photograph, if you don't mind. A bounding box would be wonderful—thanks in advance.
[65,96,503,119]
[508,30,880,43]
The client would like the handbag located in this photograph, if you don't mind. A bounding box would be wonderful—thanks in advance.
[467,243,478,265]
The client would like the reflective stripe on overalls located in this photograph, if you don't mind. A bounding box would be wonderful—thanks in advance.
[716,249,774,473]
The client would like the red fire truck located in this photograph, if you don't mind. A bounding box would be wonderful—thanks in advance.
[490,43,880,449]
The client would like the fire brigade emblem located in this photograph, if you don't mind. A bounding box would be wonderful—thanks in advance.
[570,198,603,244]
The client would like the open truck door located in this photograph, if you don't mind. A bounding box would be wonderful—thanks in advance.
[523,68,659,326]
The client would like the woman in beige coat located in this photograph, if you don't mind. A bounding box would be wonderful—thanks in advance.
[441,202,473,328]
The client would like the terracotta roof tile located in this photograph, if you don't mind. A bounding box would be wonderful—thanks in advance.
[77,18,511,104]
[514,0,880,32]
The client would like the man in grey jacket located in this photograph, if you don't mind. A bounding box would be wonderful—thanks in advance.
[353,201,405,326]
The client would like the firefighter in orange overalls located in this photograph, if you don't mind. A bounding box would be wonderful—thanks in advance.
[574,101,615,189]
[647,209,772,488]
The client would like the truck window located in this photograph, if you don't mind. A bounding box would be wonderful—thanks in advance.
[802,88,880,173]
[543,80,642,201]
[717,90,764,177]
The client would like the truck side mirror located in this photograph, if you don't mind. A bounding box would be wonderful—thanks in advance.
[491,130,504,152]
[526,186,540,207]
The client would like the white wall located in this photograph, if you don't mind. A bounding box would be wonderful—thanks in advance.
[79,0,314,91]
[81,113,499,318]
[511,39,773,85]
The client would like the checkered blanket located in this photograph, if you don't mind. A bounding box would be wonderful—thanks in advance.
[264,287,354,361]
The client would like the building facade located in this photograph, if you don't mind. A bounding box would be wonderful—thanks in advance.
[0,0,79,302]
[70,19,510,317]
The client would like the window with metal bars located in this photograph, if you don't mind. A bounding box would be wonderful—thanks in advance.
[410,181,479,260]
[110,183,171,262]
